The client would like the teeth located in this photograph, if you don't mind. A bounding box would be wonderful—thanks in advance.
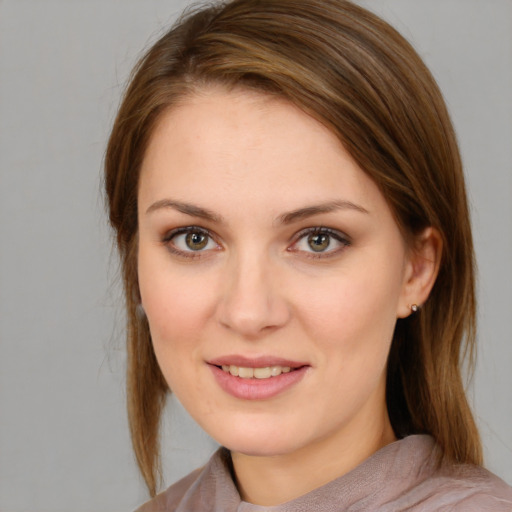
[270,366,282,377]
[238,367,254,378]
[254,367,271,379]
[221,365,292,379]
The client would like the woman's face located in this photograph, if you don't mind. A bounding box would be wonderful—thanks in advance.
[137,87,415,459]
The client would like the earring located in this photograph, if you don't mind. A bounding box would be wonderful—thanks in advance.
[411,304,419,312]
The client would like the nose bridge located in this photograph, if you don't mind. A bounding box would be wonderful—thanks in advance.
[217,244,289,337]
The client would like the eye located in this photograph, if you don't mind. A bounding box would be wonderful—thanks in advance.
[290,227,350,256]
[163,226,219,256]
[306,232,331,252]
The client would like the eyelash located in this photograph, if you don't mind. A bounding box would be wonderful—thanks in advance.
[288,227,351,259]
[162,226,220,259]
[161,226,351,259]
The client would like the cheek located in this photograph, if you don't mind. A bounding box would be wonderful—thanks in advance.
[138,266,216,403]
[296,269,401,418]
[137,249,218,360]
[297,261,403,358]
[142,278,211,341]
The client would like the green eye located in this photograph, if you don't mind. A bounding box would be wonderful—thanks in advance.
[307,233,331,252]
[164,227,218,256]
[185,232,209,251]
[290,227,350,257]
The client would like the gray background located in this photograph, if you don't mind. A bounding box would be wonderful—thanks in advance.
[0,1,510,511]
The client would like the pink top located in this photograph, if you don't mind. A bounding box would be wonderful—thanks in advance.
[137,435,512,511]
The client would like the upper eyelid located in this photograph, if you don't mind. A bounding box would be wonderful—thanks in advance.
[288,227,351,256]
[161,226,220,258]
[161,225,350,252]
[291,226,350,242]
[162,226,220,253]
[161,224,348,236]
[162,225,215,241]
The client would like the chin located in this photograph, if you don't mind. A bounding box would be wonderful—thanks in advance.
[223,436,300,457]
[203,417,310,457]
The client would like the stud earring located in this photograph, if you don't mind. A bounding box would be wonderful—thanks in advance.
[411,304,419,312]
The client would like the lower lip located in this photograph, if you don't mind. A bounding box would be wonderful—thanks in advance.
[208,365,309,400]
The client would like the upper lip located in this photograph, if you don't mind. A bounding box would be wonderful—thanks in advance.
[207,355,308,368]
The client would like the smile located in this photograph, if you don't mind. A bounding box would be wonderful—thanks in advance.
[221,365,292,379]
[208,358,309,400]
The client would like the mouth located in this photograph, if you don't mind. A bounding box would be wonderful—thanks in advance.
[207,355,308,378]
[218,364,294,379]
[207,356,309,400]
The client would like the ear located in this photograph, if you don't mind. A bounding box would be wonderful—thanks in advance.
[397,227,443,318]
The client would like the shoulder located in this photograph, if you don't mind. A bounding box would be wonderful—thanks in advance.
[435,464,512,511]
[406,462,512,511]
[376,436,512,511]
[133,447,237,512]
[134,468,203,512]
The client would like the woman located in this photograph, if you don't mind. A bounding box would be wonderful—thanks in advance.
[105,0,512,510]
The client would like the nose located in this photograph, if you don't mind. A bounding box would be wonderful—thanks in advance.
[216,251,291,339]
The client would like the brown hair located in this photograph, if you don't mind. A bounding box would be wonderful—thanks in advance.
[105,0,481,496]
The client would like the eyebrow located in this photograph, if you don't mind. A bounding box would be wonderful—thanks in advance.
[146,199,223,223]
[277,200,369,224]
[145,198,368,224]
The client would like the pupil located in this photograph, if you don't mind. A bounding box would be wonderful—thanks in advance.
[186,232,208,250]
[308,233,330,252]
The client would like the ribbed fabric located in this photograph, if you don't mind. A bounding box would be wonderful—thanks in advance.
[136,435,512,511]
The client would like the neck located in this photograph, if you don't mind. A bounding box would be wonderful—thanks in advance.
[231,409,396,506]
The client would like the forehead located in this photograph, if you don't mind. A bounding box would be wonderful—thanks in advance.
[138,86,387,219]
